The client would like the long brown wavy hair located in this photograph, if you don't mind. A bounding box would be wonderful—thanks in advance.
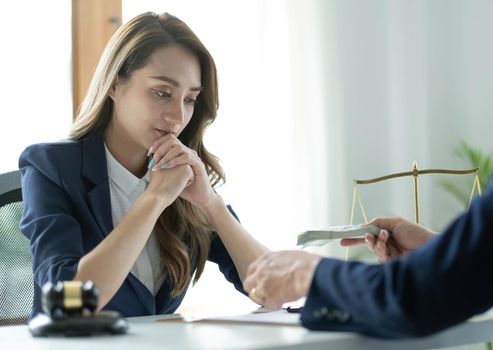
[70,12,224,296]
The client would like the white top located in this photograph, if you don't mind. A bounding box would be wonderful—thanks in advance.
[104,145,165,295]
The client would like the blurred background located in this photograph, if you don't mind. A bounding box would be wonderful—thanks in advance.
[1,0,492,314]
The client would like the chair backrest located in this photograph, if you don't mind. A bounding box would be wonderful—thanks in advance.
[0,170,33,326]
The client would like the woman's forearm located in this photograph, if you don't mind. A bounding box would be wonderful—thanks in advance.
[200,196,270,281]
[73,192,165,309]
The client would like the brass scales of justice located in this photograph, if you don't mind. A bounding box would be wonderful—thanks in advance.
[346,161,482,260]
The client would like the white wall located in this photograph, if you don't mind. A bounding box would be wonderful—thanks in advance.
[317,0,493,233]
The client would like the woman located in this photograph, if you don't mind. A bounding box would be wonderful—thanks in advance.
[20,12,268,317]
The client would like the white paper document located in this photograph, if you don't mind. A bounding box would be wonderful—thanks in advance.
[196,309,301,326]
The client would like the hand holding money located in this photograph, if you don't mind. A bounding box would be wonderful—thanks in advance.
[340,217,436,262]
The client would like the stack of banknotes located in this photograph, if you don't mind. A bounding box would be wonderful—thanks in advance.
[297,224,381,246]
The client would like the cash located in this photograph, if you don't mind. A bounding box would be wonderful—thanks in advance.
[297,224,381,246]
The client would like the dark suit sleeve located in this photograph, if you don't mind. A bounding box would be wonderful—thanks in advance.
[207,205,247,295]
[301,181,493,338]
[19,144,82,289]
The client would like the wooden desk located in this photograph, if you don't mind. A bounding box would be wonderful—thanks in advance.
[1,312,492,349]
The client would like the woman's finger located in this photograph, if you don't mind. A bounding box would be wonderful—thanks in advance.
[149,133,178,155]
[153,145,188,169]
[163,148,199,170]
[149,135,182,164]
[155,152,201,171]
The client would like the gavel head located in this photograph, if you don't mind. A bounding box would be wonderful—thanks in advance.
[41,281,99,319]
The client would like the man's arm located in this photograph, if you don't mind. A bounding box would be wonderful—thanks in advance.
[302,184,493,338]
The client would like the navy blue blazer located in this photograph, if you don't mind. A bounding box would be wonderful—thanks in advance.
[19,135,244,318]
[301,178,493,338]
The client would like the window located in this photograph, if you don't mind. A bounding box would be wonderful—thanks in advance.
[0,1,73,173]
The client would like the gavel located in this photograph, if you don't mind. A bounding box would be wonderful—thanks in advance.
[29,280,128,337]
[41,280,99,319]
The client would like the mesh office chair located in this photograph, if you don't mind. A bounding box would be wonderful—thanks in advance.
[0,170,33,326]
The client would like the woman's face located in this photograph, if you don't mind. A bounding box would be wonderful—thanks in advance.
[109,44,202,153]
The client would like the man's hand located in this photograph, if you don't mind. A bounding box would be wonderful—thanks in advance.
[341,217,436,262]
[243,250,322,309]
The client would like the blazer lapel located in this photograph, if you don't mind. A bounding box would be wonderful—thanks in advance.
[81,135,113,237]
[127,273,156,314]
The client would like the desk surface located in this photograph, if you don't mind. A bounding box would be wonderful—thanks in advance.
[1,312,493,350]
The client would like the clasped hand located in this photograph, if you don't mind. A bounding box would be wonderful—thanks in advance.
[146,134,217,209]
